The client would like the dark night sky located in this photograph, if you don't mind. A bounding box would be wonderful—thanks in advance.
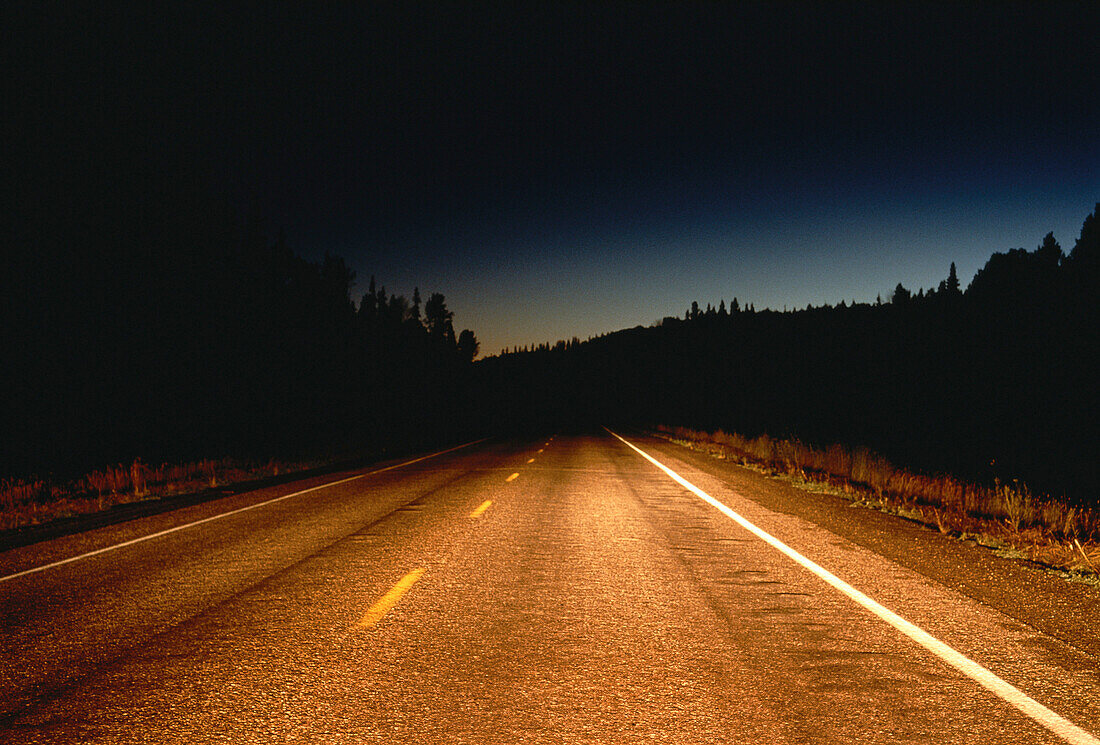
[8,2,1099,356]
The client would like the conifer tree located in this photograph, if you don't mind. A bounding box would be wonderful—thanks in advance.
[424,292,454,342]
[945,262,961,295]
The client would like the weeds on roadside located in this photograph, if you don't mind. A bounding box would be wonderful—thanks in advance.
[657,425,1100,577]
[0,457,319,531]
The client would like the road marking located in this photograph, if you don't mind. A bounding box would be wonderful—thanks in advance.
[505,472,519,482]
[0,439,490,584]
[470,500,492,518]
[537,448,544,454]
[526,458,535,464]
[353,568,426,630]
[605,428,1100,745]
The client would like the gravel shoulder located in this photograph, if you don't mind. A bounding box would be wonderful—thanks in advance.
[633,431,1100,660]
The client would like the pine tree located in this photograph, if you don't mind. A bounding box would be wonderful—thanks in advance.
[424,292,454,341]
[1068,203,1100,268]
[361,275,378,317]
[945,262,961,296]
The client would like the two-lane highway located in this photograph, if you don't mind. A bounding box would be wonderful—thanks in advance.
[1,432,1098,743]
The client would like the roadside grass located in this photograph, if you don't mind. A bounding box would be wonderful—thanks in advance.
[0,457,325,531]
[655,425,1100,581]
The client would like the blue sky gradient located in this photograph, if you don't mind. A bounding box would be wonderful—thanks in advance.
[9,2,1098,357]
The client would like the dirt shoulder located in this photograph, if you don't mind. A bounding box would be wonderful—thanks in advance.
[632,431,1100,660]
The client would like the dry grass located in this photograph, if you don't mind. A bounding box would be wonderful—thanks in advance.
[0,457,321,531]
[656,425,1100,578]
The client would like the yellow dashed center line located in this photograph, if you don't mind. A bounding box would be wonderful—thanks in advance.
[470,499,492,518]
[537,448,544,454]
[505,472,519,482]
[353,568,426,630]
[526,458,535,464]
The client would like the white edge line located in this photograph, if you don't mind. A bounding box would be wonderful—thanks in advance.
[605,428,1099,745]
[0,438,489,584]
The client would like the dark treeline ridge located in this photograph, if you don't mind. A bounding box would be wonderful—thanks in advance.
[479,204,1100,505]
[3,207,480,481]
[5,198,1097,508]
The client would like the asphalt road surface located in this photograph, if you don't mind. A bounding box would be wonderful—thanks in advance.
[2,430,1098,743]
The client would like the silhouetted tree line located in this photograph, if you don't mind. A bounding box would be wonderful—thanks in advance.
[6,193,1097,505]
[3,205,480,479]
[477,204,1100,505]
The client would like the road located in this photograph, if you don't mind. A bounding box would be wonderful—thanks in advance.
[1,430,1098,743]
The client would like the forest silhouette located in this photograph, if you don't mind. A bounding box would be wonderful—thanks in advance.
[480,204,1099,505]
[4,202,1097,508]
[4,203,479,481]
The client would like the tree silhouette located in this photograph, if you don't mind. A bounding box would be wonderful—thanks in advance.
[479,203,1099,503]
[1066,203,1099,275]
[458,329,479,361]
[940,262,961,297]
[1035,232,1063,268]
[362,275,378,316]
[424,292,455,341]
[411,287,422,323]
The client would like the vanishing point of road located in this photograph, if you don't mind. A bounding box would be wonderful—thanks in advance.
[1,430,1098,743]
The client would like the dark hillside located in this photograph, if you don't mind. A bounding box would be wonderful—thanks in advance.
[2,206,480,480]
[477,204,1100,504]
